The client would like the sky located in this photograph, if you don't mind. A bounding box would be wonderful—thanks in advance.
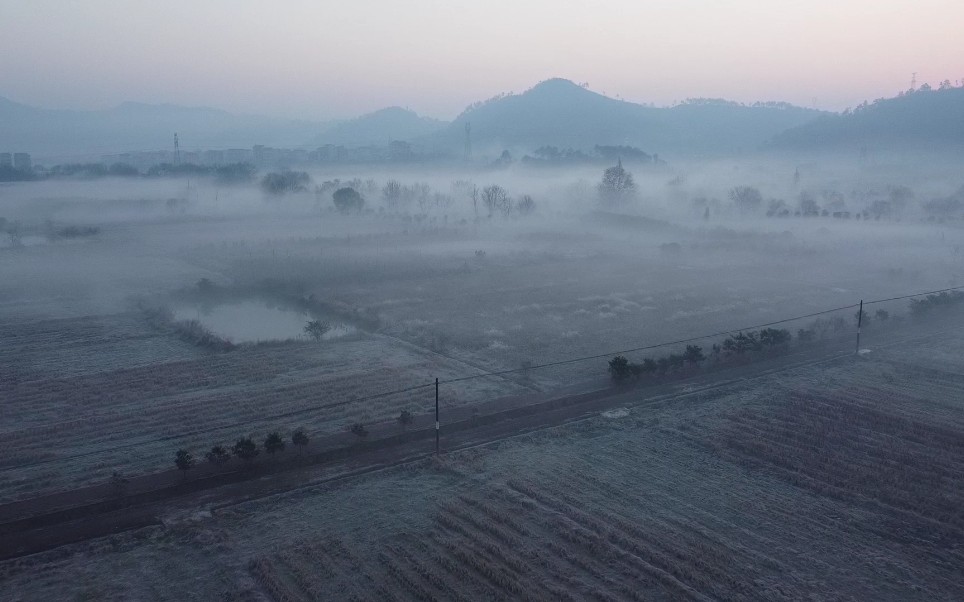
[1,0,962,121]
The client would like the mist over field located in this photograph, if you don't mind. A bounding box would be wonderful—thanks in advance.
[3,1,964,599]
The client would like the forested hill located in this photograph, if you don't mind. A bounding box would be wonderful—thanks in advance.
[770,85,964,150]
[428,78,825,156]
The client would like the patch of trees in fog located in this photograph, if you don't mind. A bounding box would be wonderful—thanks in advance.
[688,180,964,221]
[521,144,656,167]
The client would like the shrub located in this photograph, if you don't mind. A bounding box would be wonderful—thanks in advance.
[174,449,195,475]
[291,428,309,452]
[233,437,260,465]
[264,432,285,456]
[759,328,791,346]
[261,170,311,195]
[516,195,536,215]
[206,445,231,466]
[909,291,964,317]
[608,356,632,381]
[683,345,705,365]
[333,187,365,213]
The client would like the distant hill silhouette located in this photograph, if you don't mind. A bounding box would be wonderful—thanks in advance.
[309,106,444,147]
[14,79,959,160]
[770,85,964,150]
[0,97,323,158]
[428,78,824,156]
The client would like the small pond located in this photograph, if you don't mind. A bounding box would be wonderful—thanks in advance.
[173,300,355,343]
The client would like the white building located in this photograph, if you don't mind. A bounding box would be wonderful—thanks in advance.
[13,153,31,171]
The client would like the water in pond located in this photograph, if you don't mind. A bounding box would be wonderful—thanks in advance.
[173,300,354,343]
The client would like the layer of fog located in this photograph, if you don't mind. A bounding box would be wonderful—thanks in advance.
[1,152,963,339]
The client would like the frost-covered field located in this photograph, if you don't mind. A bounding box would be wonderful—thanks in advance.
[2,328,962,600]
[1,165,963,501]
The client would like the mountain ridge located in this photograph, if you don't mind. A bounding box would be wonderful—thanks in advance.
[5,78,959,159]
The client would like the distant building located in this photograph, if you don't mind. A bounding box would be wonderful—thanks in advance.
[202,150,224,165]
[13,153,31,171]
[224,148,251,164]
[0,153,11,168]
[253,145,266,164]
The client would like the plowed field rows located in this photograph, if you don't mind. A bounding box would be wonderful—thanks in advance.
[0,313,529,501]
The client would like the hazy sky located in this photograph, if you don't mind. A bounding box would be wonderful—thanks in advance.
[2,0,962,120]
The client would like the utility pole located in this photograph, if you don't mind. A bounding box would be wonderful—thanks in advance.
[855,300,863,354]
[435,378,440,454]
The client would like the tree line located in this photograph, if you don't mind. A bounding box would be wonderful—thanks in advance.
[171,410,418,478]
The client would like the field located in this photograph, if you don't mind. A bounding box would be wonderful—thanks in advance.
[1,161,964,597]
[1,327,962,600]
[3,168,963,501]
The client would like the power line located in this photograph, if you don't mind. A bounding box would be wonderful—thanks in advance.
[862,284,964,306]
[440,302,860,385]
[5,283,964,474]
[440,284,964,384]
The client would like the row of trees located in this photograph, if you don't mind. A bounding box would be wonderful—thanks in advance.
[607,288,964,384]
[608,327,794,382]
[608,344,706,381]
[172,410,418,477]
[716,184,919,219]
[254,163,645,216]
[173,429,310,477]
[909,290,964,316]
[260,173,542,218]
[327,178,538,218]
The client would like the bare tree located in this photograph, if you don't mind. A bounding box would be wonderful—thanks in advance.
[382,179,402,210]
[453,180,480,219]
[516,195,536,216]
[729,186,763,214]
[481,185,508,217]
[304,319,330,341]
[411,182,432,213]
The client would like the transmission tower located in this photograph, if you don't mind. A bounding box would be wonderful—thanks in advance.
[911,72,917,90]
[464,122,472,161]
[173,133,180,165]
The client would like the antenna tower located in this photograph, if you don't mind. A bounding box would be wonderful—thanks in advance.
[174,133,180,165]
[910,72,917,90]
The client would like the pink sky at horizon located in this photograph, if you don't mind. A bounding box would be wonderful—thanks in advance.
[1,0,961,121]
